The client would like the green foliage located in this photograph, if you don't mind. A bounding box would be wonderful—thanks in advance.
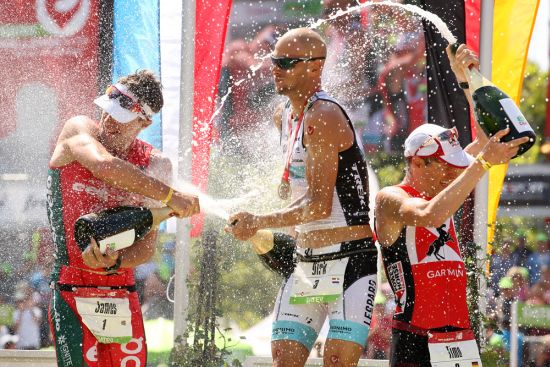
[199,143,286,330]
[480,348,509,367]
[515,61,548,164]
[493,216,546,251]
[283,0,322,16]
[217,236,282,329]
[367,151,406,187]
[519,62,547,138]
[170,233,244,367]
[170,333,243,367]
[462,241,485,346]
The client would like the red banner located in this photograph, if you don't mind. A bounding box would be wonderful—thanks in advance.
[190,0,233,236]
[0,1,100,144]
[465,0,481,139]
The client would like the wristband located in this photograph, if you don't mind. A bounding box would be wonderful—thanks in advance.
[105,256,122,273]
[161,187,174,205]
[458,81,469,89]
[476,152,492,170]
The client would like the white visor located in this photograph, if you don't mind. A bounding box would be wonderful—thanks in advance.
[404,124,474,168]
[94,83,153,123]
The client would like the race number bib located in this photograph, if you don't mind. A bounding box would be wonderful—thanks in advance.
[75,296,132,344]
[428,330,482,367]
[290,258,348,304]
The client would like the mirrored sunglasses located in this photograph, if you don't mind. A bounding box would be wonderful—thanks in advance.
[414,127,459,157]
[270,55,326,70]
[105,85,148,119]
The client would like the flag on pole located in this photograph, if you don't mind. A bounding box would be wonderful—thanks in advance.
[189,0,232,236]
[160,0,232,237]
[112,0,162,149]
[118,0,231,236]
[421,0,481,246]
[487,0,540,262]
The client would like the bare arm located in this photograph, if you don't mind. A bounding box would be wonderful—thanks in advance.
[81,153,174,270]
[82,227,158,270]
[59,118,173,201]
[51,116,198,217]
[118,230,157,268]
[228,101,353,240]
[138,150,173,208]
[257,103,341,226]
[375,162,487,247]
[118,152,172,267]
[375,129,529,247]
[445,43,489,156]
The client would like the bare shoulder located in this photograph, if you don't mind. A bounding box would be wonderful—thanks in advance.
[375,186,410,246]
[273,101,285,131]
[308,100,347,126]
[50,116,97,166]
[304,100,352,148]
[61,116,99,149]
[375,186,409,216]
[62,115,97,137]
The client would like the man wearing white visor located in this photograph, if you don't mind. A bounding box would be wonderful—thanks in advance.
[94,83,155,123]
[374,45,529,366]
[47,70,199,367]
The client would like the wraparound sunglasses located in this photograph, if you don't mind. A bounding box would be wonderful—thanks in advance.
[270,55,326,70]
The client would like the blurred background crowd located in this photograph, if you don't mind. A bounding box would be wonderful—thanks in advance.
[0,229,176,352]
[216,0,427,158]
[0,224,548,365]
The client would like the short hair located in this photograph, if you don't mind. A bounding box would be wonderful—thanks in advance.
[118,69,164,113]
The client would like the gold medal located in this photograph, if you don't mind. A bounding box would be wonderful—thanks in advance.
[278,180,291,200]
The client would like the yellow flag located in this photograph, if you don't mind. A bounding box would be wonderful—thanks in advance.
[488,0,540,271]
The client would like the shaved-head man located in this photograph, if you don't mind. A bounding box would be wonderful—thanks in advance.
[228,28,377,366]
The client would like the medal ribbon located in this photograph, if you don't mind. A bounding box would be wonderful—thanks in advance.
[281,93,318,184]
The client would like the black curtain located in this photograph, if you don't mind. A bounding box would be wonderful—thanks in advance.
[409,0,474,242]
[410,0,472,148]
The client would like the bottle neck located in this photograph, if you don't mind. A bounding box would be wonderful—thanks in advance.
[249,230,274,255]
[463,65,494,91]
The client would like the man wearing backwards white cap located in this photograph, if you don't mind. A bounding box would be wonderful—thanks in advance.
[374,45,529,366]
[47,70,199,367]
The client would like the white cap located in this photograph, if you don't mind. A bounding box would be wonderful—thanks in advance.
[94,83,153,123]
[404,124,474,168]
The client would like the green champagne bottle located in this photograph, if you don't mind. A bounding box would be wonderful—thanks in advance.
[248,230,296,277]
[74,206,173,253]
[452,44,536,157]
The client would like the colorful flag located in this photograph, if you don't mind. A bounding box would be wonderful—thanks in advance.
[487,0,540,264]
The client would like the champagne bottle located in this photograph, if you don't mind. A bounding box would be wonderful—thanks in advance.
[451,43,536,157]
[249,230,296,277]
[74,206,174,253]
[248,229,276,255]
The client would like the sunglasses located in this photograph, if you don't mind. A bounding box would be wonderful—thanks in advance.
[414,127,459,157]
[270,55,326,70]
[105,85,150,120]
